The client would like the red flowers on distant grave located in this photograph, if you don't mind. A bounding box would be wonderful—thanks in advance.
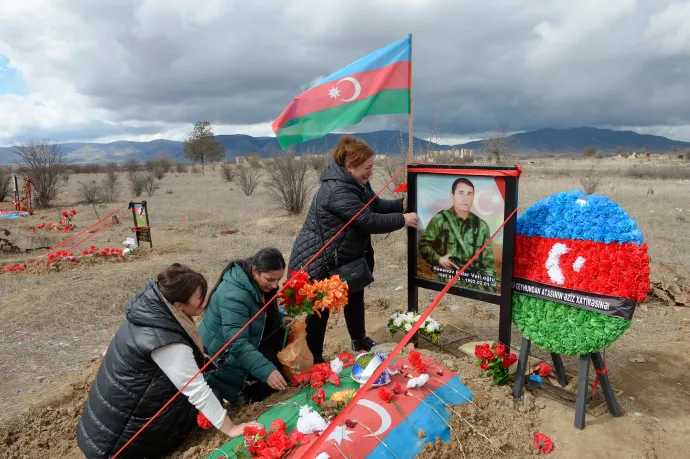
[28,209,77,233]
[474,343,517,385]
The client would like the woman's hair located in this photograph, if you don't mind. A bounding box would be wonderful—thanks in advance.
[157,263,208,304]
[206,248,286,304]
[332,135,374,168]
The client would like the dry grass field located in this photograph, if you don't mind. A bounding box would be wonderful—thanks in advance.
[1,154,689,458]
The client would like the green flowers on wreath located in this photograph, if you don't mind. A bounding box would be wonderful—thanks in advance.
[474,343,517,385]
[387,311,443,344]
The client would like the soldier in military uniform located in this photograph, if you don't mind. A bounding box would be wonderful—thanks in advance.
[418,177,497,293]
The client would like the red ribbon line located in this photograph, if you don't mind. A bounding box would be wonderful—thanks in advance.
[111,164,408,458]
[407,166,522,177]
[301,206,518,459]
[591,366,608,395]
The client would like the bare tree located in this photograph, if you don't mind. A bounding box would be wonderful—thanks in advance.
[125,159,139,174]
[0,167,11,201]
[175,162,189,173]
[128,172,146,197]
[481,132,515,163]
[12,138,66,208]
[580,162,600,194]
[584,147,598,158]
[220,162,236,182]
[144,172,159,196]
[236,165,263,196]
[265,152,313,214]
[183,121,225,174]
[307,152,328,172]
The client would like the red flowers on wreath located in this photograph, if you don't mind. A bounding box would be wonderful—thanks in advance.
[475,343,517,385]
[196,412,212,429]
[533,433,553,454]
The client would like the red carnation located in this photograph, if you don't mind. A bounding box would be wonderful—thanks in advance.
[414,363,428,374]
[270,419,287,433]
[344,419,357,429]
[377,386,393,403]
[494,343,507,358]
[502,353,518,368]
[196,412,212,429]
[533,433,553,454]
[289,430,307,446]
[408,350,422,366]
[328,373,341,387]
[311,388,325,406]
[538,362,552,377]
[266,429,289,450]
[244,425,260,438]
[338,352,354,368]
[391,382,402,394]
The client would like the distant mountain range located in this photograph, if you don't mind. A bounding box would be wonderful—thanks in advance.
[1,127,689,164]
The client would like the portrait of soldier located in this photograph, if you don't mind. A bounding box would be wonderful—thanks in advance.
[418,177,497,292]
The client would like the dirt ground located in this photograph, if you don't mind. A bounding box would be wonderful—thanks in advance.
[1,155,689,458]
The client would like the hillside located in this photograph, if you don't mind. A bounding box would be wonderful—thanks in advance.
[1,127,689,164]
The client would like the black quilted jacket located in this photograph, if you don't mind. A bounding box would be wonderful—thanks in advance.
[76,281,205,458]
[288,160,405,281]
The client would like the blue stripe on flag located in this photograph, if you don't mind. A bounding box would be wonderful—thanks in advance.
[365,376,473,459]
[318,36,410,85]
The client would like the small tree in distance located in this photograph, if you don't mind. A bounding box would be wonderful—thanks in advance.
[183,121,225,175]
[12,137,66,208]
[481,132,515,164]
[584,146,598,158]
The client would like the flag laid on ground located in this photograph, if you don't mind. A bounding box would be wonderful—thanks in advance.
[206,355,473,459]
[272,35,411,149]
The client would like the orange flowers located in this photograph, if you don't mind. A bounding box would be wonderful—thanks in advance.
[279,272,349,318]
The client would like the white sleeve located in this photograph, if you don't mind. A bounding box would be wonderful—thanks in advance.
[151,343,227,429]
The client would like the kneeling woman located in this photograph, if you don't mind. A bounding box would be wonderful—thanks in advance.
[77,264,260,459]
[199,247,289,404]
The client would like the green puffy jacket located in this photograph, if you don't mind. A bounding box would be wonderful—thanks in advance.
[199,264,279,403]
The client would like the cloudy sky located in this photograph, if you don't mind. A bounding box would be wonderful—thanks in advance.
[1,0,690,146]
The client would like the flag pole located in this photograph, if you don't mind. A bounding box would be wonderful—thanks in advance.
[407,33,414,163]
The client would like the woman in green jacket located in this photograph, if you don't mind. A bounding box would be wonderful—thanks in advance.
[199,248,289,404]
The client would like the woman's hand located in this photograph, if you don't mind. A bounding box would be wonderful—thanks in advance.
[267,370,288,390]
[224,419,263,438]
[403,212,419,228]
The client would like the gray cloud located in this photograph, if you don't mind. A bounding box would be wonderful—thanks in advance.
[3,0,690,142]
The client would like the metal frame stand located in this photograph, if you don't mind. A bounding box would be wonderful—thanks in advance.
[512,337,620,429]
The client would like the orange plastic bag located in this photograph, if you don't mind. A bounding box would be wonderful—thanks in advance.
[277,319,314,380]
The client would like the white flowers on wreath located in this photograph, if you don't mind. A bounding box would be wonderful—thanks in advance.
[387,311,443,343]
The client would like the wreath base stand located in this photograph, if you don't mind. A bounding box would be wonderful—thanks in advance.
[512,337,621,429]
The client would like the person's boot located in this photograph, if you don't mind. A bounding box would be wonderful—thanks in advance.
[351,336,376,353]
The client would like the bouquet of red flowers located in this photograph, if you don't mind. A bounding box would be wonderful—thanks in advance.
[475,343,517,385]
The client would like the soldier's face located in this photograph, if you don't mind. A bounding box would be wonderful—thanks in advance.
[452,183,474,212]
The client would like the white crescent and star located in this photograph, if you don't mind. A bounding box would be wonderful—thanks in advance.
[328,77,362,102]
[473,190,502,217]
[546,243,587,285]
[327,398,393,445]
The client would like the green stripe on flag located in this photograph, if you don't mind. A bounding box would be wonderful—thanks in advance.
[275,89,410,149]
[207,367,360,459]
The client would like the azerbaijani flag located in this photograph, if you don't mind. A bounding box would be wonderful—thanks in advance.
[206,356,473,459]
[272,35,411,149]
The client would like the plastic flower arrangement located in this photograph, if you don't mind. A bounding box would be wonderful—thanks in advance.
[474,343,517,385]
[387,311,443,343]
[279,270,349,318]
[511,191,650,356]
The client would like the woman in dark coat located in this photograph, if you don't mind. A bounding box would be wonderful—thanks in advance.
[199,248,290,404]
[288,135,418,363]
[76,264,260,459]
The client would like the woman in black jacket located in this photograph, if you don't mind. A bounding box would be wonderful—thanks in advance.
[288,135,418,363]
[76,264,260,459]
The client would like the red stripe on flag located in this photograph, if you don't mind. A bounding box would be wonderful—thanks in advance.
[272,61,410,132]
[514,235,650,301]
[290,357,456,458]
